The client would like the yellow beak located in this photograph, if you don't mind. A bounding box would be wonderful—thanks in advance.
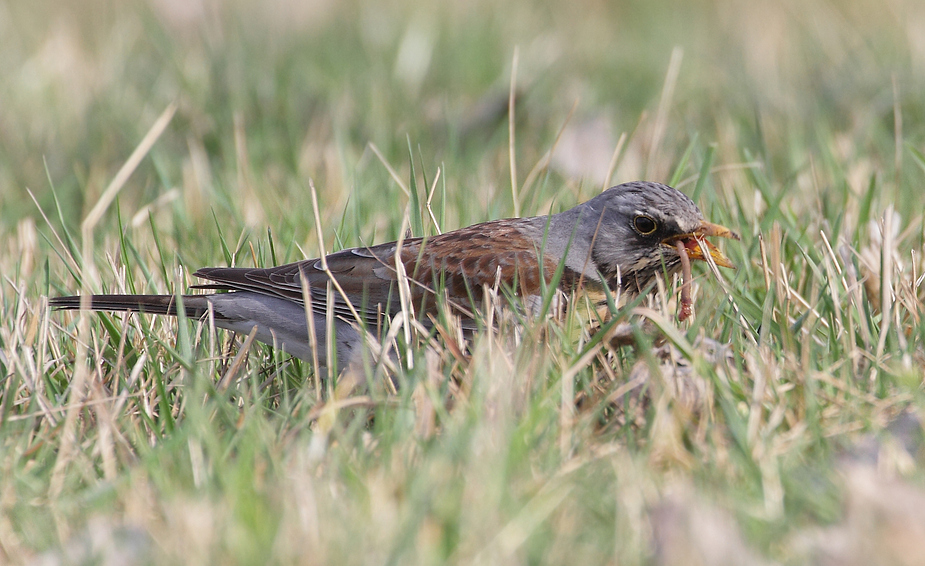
[661,221,740,269]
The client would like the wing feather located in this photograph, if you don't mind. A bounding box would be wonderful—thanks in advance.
[191,219,557,326]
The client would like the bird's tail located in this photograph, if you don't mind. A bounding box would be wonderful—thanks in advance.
[49,294,212,319]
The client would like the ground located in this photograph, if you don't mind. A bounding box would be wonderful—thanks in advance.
[1,0,924,564]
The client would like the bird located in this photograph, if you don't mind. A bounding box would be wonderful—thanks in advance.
[50,181,739,373]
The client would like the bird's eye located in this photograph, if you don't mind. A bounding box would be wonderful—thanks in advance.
[633,215,658,235]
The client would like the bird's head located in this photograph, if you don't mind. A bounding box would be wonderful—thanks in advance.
[578,181,739,293]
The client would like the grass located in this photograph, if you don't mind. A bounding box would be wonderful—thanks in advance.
[2,0,925,563]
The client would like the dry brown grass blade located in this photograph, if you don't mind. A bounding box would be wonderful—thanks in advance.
[508,45,520,217]
[50,102,178,518]
[216,325,259,390]
[646,46,683,180]
[676,241,693,321]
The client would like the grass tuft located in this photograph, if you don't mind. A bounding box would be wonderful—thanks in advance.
[1,0,925,563]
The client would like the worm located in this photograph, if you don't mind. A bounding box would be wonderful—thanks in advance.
[676,240,693,321]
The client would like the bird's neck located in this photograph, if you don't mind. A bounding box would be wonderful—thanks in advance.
[523,208,605,287]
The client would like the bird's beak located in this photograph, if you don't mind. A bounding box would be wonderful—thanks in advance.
[661,221,740,269]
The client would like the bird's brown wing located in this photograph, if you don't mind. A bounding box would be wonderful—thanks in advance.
[192,239,410,325]
[193,219,557,327]
[404,219,556,300]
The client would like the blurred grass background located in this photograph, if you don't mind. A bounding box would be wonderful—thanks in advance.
[2,0,925,564]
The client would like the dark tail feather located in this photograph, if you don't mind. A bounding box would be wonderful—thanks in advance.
[49,294,211,318]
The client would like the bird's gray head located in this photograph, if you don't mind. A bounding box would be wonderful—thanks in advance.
[569,181,738,292]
